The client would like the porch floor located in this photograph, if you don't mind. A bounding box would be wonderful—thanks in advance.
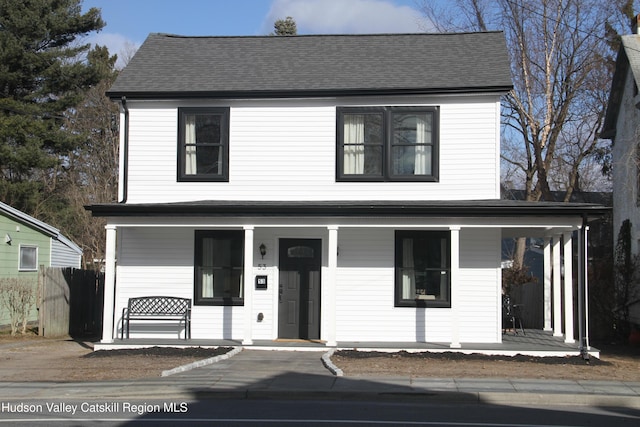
[94,329,599,358]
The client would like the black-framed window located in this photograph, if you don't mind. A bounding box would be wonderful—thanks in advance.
[395,230,450,307]
[178,107,230,181]
[337,107,439,181]
[194,230,244,306]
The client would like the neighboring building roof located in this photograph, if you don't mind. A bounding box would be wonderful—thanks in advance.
[87,199,609,220]
[601,34,640,140]
[502,189,613,207]
[107,32,513,100]
[0,201,82,255]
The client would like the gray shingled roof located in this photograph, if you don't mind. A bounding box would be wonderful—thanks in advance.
[107,32,512,99]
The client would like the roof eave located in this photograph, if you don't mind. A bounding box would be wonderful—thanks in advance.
[106,86,514,101]
[0,201,59,237]
[87,201,609,219]
[601,44,630,140]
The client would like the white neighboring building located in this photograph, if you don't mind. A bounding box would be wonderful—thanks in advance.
[90,32,606,349]
[602,16,640,326]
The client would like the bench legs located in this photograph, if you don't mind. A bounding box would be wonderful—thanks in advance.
[120,315,191,339]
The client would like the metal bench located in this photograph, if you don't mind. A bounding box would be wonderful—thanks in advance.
[121,296,191,339]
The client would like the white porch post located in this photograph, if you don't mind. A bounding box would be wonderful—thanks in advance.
[450,226,461,348]
[582,225,591,350]
[242,226,254,345]
[563,232,575,343]
[543,237,552,331]
[101,225,117,343]
[580,225,591,351]
[552,235,563,337]
[326,225,338,347]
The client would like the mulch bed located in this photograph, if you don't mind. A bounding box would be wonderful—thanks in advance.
[85,346,234,358]
[334,350,610,366]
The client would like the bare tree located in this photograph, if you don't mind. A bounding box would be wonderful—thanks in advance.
[60,47,119,269]
[422,0,627,196]
[420,0,628,265]
[118,41,139,69]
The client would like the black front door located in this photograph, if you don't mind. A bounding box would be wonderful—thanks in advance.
[278,239,321,340]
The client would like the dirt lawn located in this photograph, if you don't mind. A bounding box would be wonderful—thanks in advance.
[0,334,638,382]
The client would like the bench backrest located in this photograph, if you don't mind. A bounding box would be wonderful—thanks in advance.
[128,296,191,316]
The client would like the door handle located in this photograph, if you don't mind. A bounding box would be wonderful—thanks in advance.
[279,284,283,303]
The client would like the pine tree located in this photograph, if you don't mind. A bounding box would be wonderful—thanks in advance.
[0,0,106,213]
[273,16,297,36]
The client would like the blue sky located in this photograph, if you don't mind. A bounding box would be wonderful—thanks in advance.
[81,0,431,68]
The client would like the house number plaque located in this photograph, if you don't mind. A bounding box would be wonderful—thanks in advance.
[255,275,268,290]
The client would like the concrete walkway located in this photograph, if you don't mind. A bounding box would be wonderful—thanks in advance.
[0,348,639,408]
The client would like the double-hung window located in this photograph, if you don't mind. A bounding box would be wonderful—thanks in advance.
[395,230,450,307]
[194,230,244,306]
[178,107,230,181]
[337,107,439,181]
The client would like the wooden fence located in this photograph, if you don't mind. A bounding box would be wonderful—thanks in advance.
[510,281,543,329]
[38,267,104,339]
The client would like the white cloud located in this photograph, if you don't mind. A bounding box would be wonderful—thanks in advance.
[263,0,424,34]
[85,33,141,70]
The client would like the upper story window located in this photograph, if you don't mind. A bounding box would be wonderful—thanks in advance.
[337,107,439,181]
[19,245,38,271]
[178,107,230,181]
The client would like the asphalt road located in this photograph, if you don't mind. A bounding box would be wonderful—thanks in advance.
[1,399,639,426]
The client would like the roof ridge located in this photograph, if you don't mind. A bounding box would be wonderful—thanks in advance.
[151,31,504,40]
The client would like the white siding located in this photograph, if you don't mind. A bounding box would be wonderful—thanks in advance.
[334,227,500,343]
[612,69,640,253]
[115,227,246,339]
[611,66,640,325]
[114,225,502,342]
[457,228,501,343]
[50,239,81,268]
[124,95,501,204]
[249,229,280,340]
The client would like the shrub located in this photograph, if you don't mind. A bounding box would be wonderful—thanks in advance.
[0,278,35,335]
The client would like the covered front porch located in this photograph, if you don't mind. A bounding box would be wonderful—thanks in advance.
[94,329,599,358]
[90,200,608,355]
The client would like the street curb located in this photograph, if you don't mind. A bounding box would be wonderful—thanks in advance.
[61,388,640,409]
[476,391,640,409]
[160,346,243,377]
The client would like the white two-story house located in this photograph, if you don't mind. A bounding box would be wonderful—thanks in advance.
[90,32,606,351]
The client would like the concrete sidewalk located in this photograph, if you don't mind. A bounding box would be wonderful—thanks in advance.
[0,348,639,408]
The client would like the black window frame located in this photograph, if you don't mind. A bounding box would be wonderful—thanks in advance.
[394,230,451,308]
[336,106,439,182]
[194,230,244,306]
[178,107,230,182]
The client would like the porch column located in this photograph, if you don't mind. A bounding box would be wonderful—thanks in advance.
[101,224,117,343]
[326,225,338,347]
[543,237,552,331]
[242,226,254,345]
[450,226,461,348]
[563,232,575,343]
[578,224,591,353]
[552,235,563,337]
